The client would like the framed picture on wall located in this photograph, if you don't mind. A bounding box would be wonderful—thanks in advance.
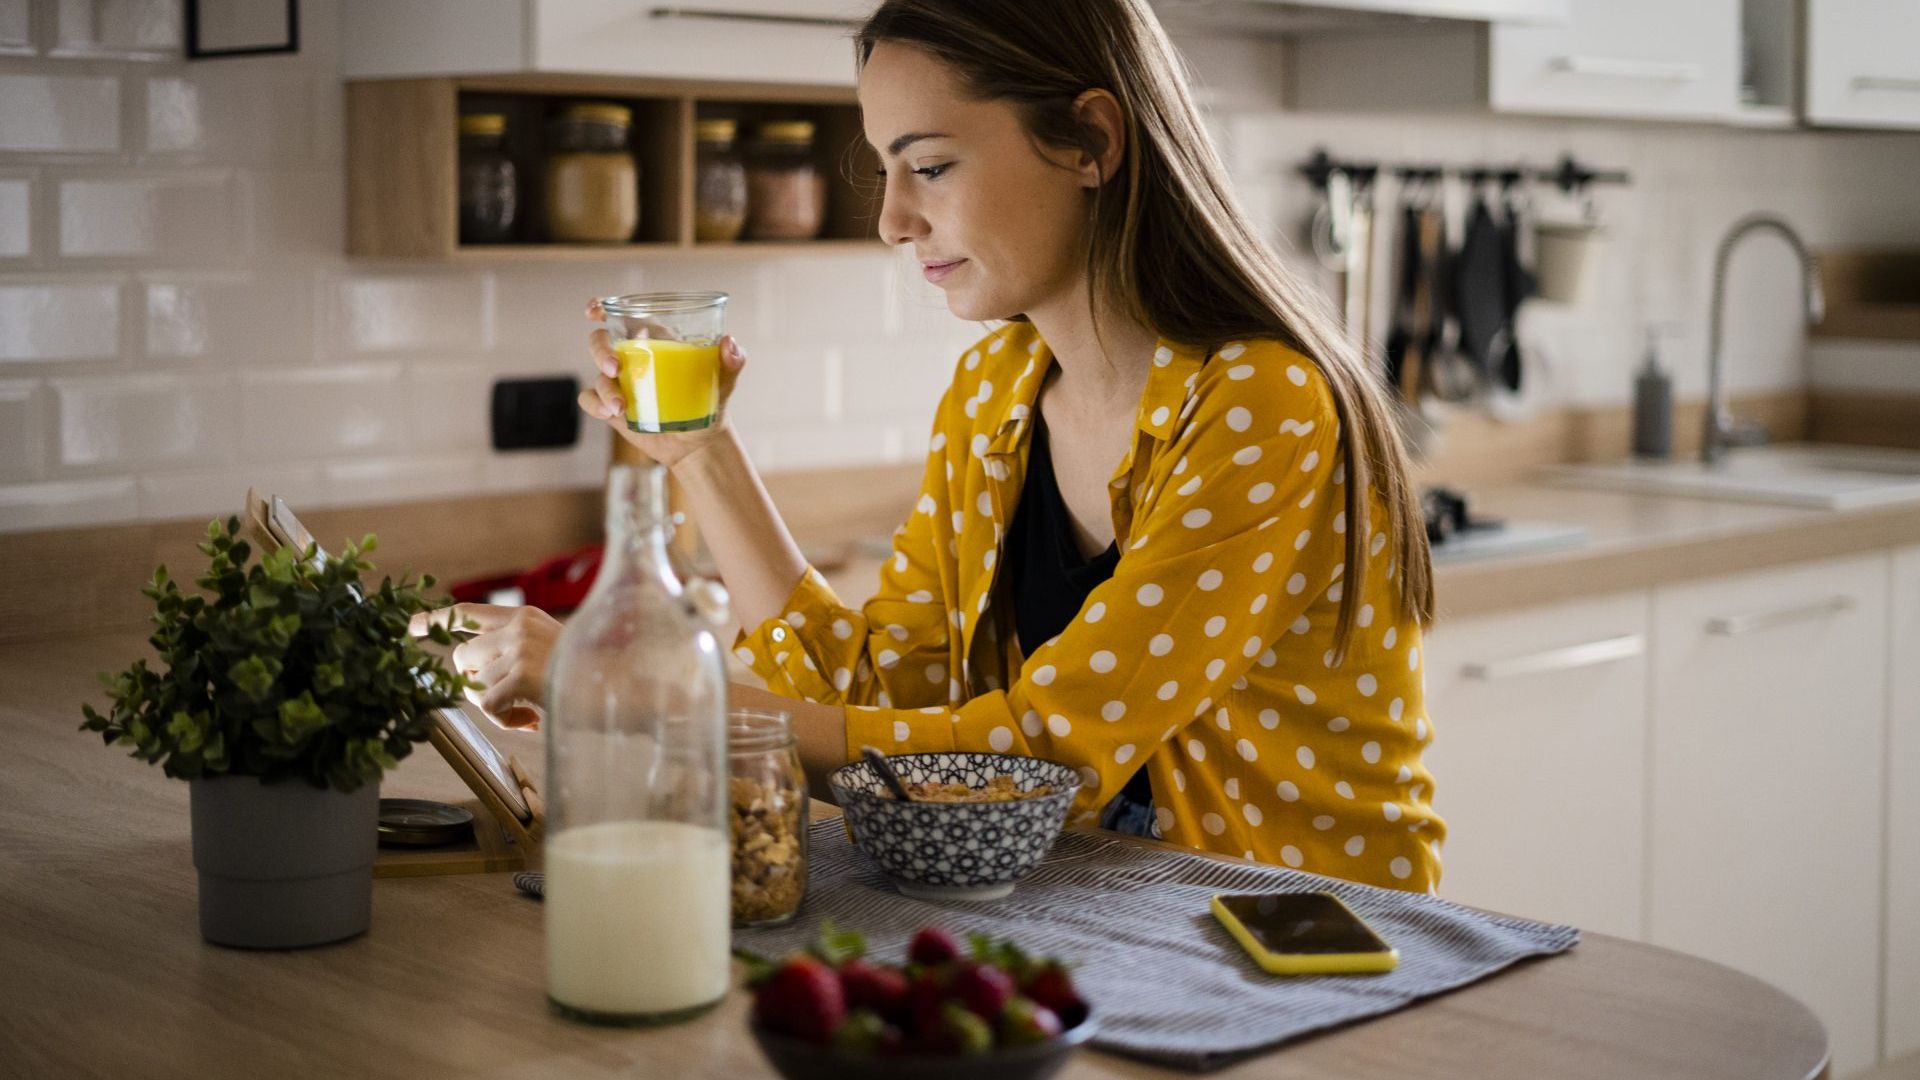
[186,0,298,59]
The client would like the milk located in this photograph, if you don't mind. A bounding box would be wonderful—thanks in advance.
[544,820,731,1020]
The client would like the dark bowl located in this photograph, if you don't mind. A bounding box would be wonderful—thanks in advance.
[828,752,1081,901]
[749,1014,1098,1080]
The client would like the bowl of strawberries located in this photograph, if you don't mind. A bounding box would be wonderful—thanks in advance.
[744,924,1096,1080]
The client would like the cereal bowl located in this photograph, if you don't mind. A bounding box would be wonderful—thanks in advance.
[828,752,1080,901]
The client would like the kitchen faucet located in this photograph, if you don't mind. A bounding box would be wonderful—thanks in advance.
[1702,213,1824,464]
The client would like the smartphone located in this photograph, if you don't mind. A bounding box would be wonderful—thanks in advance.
[1211,891,1399,975]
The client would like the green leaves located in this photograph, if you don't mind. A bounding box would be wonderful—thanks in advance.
[78,515,476,793]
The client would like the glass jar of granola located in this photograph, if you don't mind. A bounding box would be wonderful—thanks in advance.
[728,709,809,927]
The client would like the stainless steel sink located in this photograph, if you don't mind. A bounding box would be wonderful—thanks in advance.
[1548,444,1920,510]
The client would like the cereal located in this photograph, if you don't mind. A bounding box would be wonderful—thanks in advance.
[730,773,807,925]
[903,774,1053,803]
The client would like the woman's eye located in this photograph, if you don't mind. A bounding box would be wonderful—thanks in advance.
[914,163,951,180]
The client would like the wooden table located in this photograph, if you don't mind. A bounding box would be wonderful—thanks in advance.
[0,633,1830,1080]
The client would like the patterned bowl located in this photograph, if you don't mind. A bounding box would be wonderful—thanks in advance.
[828,752,1081,901]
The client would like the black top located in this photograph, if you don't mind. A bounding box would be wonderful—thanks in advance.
[1006,414,1153,810]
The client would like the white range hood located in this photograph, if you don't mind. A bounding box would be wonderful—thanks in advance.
[1152,0,1569,33]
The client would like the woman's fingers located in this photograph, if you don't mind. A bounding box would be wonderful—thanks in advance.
[575,373,623,421]
[409,603,517,638]
[451,633,504,675]
[589,327,617,378]
[473,663,544,730]
[717,336,747,400]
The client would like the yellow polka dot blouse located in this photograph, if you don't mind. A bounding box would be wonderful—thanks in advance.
[735,323,1446,893]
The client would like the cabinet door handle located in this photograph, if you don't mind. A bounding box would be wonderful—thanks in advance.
[1852,75,1920,94]
[649,6,861,29]
[1704,595,1855,637]
[1549,55,1703,82]
[1461,633,1645,681]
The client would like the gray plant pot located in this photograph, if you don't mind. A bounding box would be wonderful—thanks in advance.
[189,775,379,949]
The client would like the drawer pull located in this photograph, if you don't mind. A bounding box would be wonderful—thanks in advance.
[649,6,862,29]
[1461,634,1645,681]
[1704,595,1855,637]
[1549,55,1703,82]
[1852,75,1920,94]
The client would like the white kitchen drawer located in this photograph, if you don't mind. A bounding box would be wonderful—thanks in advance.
[1488,0,1739,120]
[343,0,872,84]
[1887,544,1920,1063]
[1647,551,1888,1079]
[1805,0,1920,130]
[1421,590,1651,940]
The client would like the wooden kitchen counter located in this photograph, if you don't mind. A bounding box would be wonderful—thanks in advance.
[2,632,1829,1080]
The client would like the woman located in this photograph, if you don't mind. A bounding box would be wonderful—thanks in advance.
[419,0,1444,892]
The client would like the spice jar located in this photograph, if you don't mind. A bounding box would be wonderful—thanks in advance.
[545,102,639,243]
[693,118,747,244]
[728,709,809,927]
[744,120,826,241]
[458,113,517,244]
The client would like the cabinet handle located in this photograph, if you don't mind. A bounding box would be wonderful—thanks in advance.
[1549,55,1703,82]
[1852,76,1920,94]
[1704,595,1855,637]
[649,6,862,29]
[1461,633,1645,681]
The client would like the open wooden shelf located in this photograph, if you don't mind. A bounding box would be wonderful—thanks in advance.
[347,74,882,261]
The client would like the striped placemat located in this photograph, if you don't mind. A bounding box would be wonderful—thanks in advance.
[514,820,1580,1070]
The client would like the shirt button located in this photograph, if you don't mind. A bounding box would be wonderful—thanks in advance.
[772,627,786,642]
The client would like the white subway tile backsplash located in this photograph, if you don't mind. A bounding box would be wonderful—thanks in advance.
[335,272,489,356]
[251,167,343,259]
[325,455,484,508]
[480,427,610,495]
[0,74,120,153]
[0,379,48,481]
[137,461,326,522]
[0,177,28,256]
[145,71,329,163]
[838,339,951,427]
[488,264,643,358]
[0,476,137,532]
[0,279,120,362]
[724,340,830,434]
[0,1,31,54]
[240,364,405,460]
[144,272,313,361]
[769,251,893,340]
[634,256,774,342]
[54,0,180,56]
[58,172,242,258]
[757,420,908,474]
[53,372,235,468]
[405,359,509,456]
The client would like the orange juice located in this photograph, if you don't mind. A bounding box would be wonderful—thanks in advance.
[614,338,720,433]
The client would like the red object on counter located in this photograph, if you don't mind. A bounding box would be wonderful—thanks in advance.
[449,543,603,615]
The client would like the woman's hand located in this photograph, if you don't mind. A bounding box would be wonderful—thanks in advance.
[409,603,562,731]
[577,298,749,470]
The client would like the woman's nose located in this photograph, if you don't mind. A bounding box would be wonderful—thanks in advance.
[876,176,926,247]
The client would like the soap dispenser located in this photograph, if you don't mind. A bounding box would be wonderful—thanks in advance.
[1632,326,1673,459]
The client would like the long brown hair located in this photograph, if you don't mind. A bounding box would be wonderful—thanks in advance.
[856,0,1434,649]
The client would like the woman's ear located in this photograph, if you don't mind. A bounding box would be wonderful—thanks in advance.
[1070,88,1127,187]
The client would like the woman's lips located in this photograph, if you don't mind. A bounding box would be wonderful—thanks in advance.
[922,258,966,283]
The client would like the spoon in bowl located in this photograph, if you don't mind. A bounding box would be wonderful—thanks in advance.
[861,745,916,802]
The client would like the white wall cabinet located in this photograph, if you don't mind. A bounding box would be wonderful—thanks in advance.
[1805,0,1920,130]
[1421,592,1650,940]
[343,0,872,85]
[1887,544,1920,1064]
[1487,0,1740,120]
[1646,552,1888,1080]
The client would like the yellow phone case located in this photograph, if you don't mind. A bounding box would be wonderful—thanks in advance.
[1210,893,1400,975]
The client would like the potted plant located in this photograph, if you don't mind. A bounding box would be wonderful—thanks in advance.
[81,517,474,949]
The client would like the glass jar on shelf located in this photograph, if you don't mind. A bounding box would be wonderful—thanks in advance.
[728,709,809,927]
[744,120,826,241]
[543,463,733,1025]
[694,118,747,244]
[545,102,639,243]
[458,113,517,244]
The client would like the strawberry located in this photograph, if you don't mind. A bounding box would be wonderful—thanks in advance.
[1023,963,1088,1028]
[908,926,962,967]
[949,961,1016,1022]
[906,967,951,1037]
[998,996,1064,1047]
[922,1001,994,1055]
[831,1007,888,1056]
[838,958,910,1022]
[753,955,846,1043]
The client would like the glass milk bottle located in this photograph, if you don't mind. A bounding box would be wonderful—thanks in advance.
[543,463,732,1025]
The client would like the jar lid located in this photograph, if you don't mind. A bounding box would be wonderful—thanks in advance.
[563,102,632,127]
[377,798,475,847]
[460,113,506,137]
[757,120,816,144]
[696,118,738,143]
